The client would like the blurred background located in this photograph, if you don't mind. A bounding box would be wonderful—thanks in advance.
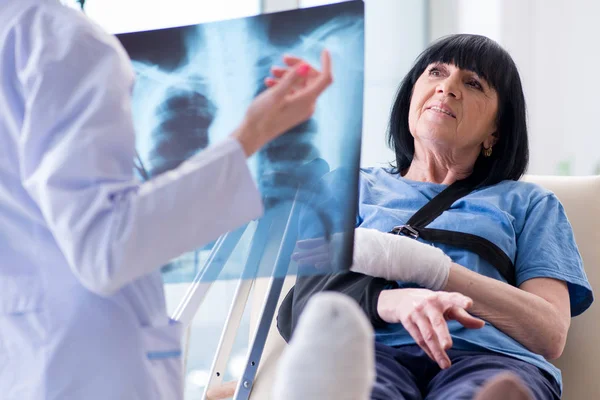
[61,0,600,397]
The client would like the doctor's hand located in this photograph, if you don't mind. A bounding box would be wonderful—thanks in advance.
[377,288,485,370]
[232,49,333,157]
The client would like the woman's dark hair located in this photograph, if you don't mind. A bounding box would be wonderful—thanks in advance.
[387,34,529,187]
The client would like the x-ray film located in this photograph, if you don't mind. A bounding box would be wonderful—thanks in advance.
[117,1,364,283]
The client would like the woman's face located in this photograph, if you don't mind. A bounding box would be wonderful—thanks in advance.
[408,63,499,154]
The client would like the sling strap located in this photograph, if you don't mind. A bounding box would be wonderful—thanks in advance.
[389,178,516,286]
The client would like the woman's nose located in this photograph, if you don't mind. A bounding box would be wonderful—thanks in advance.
[436,78,461,99]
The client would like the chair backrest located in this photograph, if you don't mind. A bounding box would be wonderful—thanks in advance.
[250,175,600,400]
[521,175,600,399]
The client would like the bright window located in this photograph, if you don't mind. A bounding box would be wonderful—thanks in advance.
[71,0,260,34]
[300,0,347,7]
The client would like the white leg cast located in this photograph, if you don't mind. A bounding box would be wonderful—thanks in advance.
[272,292,375,400]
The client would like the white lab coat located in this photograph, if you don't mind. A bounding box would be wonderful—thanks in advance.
[0,1,263,399]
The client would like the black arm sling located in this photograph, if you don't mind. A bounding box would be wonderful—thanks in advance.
[277,176,516,342]
[391,177,516,286]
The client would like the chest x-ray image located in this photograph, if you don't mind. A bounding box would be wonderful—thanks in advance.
[117,1,365,284]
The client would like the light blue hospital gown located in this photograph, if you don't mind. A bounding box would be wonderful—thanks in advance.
[0,1,263,399]
[356,167,593,395]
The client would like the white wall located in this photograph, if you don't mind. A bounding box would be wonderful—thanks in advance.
[360,0,427,167]
[506,0,600,176]
[429,0,600,176]
[429,0,501,43]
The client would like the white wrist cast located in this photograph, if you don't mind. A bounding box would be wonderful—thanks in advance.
[350,227,451,290]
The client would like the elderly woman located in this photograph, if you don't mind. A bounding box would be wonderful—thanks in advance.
[272,34,593,400]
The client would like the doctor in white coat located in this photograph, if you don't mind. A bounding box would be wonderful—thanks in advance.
[0,0,333,399]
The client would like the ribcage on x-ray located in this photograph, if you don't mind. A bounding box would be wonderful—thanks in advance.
[148,85,217,177]
[258,117,324,208]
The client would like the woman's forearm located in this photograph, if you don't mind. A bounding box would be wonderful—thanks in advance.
[443,263,569,360]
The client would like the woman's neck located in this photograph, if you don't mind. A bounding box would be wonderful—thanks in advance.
[402,146,476,185]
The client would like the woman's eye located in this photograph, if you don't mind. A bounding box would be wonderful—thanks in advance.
[467,80,483,90]
[429,67,441,76]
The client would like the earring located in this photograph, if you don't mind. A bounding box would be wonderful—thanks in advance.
[482,146,493,157]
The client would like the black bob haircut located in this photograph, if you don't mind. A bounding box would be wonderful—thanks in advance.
[387,34,529,187]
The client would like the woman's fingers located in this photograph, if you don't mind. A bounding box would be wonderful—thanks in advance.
[402,319,435,362]
[291,252,330,265]
[411,311,451,369]
[439,292,472,310]
[406,292,481,371]
[292,236,341,267]
[291,238,332,266]
[436,292,484,329]
[445,306,486,329]
[425,304,453,351]
[295,237,327,249]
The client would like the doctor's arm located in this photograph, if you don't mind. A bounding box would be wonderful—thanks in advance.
[16,15,331,296]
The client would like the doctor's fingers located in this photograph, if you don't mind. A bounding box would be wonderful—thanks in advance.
[266,69,307,94]
[266,58,321,93]
[283,54,324,80]
[270,66,288,78]
[283,54,308,67]
[267,51,332,95]
[271,65,318,81]
[287,50,332,102]
[273,51,323,77]
[269,63,311,97]
[265,77,278,88]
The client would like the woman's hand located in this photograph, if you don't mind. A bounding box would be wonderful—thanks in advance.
[377,288,485,369]
[292,233,343,270]
[232,50,333,156]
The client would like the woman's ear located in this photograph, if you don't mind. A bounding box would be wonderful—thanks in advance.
[484,131,499,149]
